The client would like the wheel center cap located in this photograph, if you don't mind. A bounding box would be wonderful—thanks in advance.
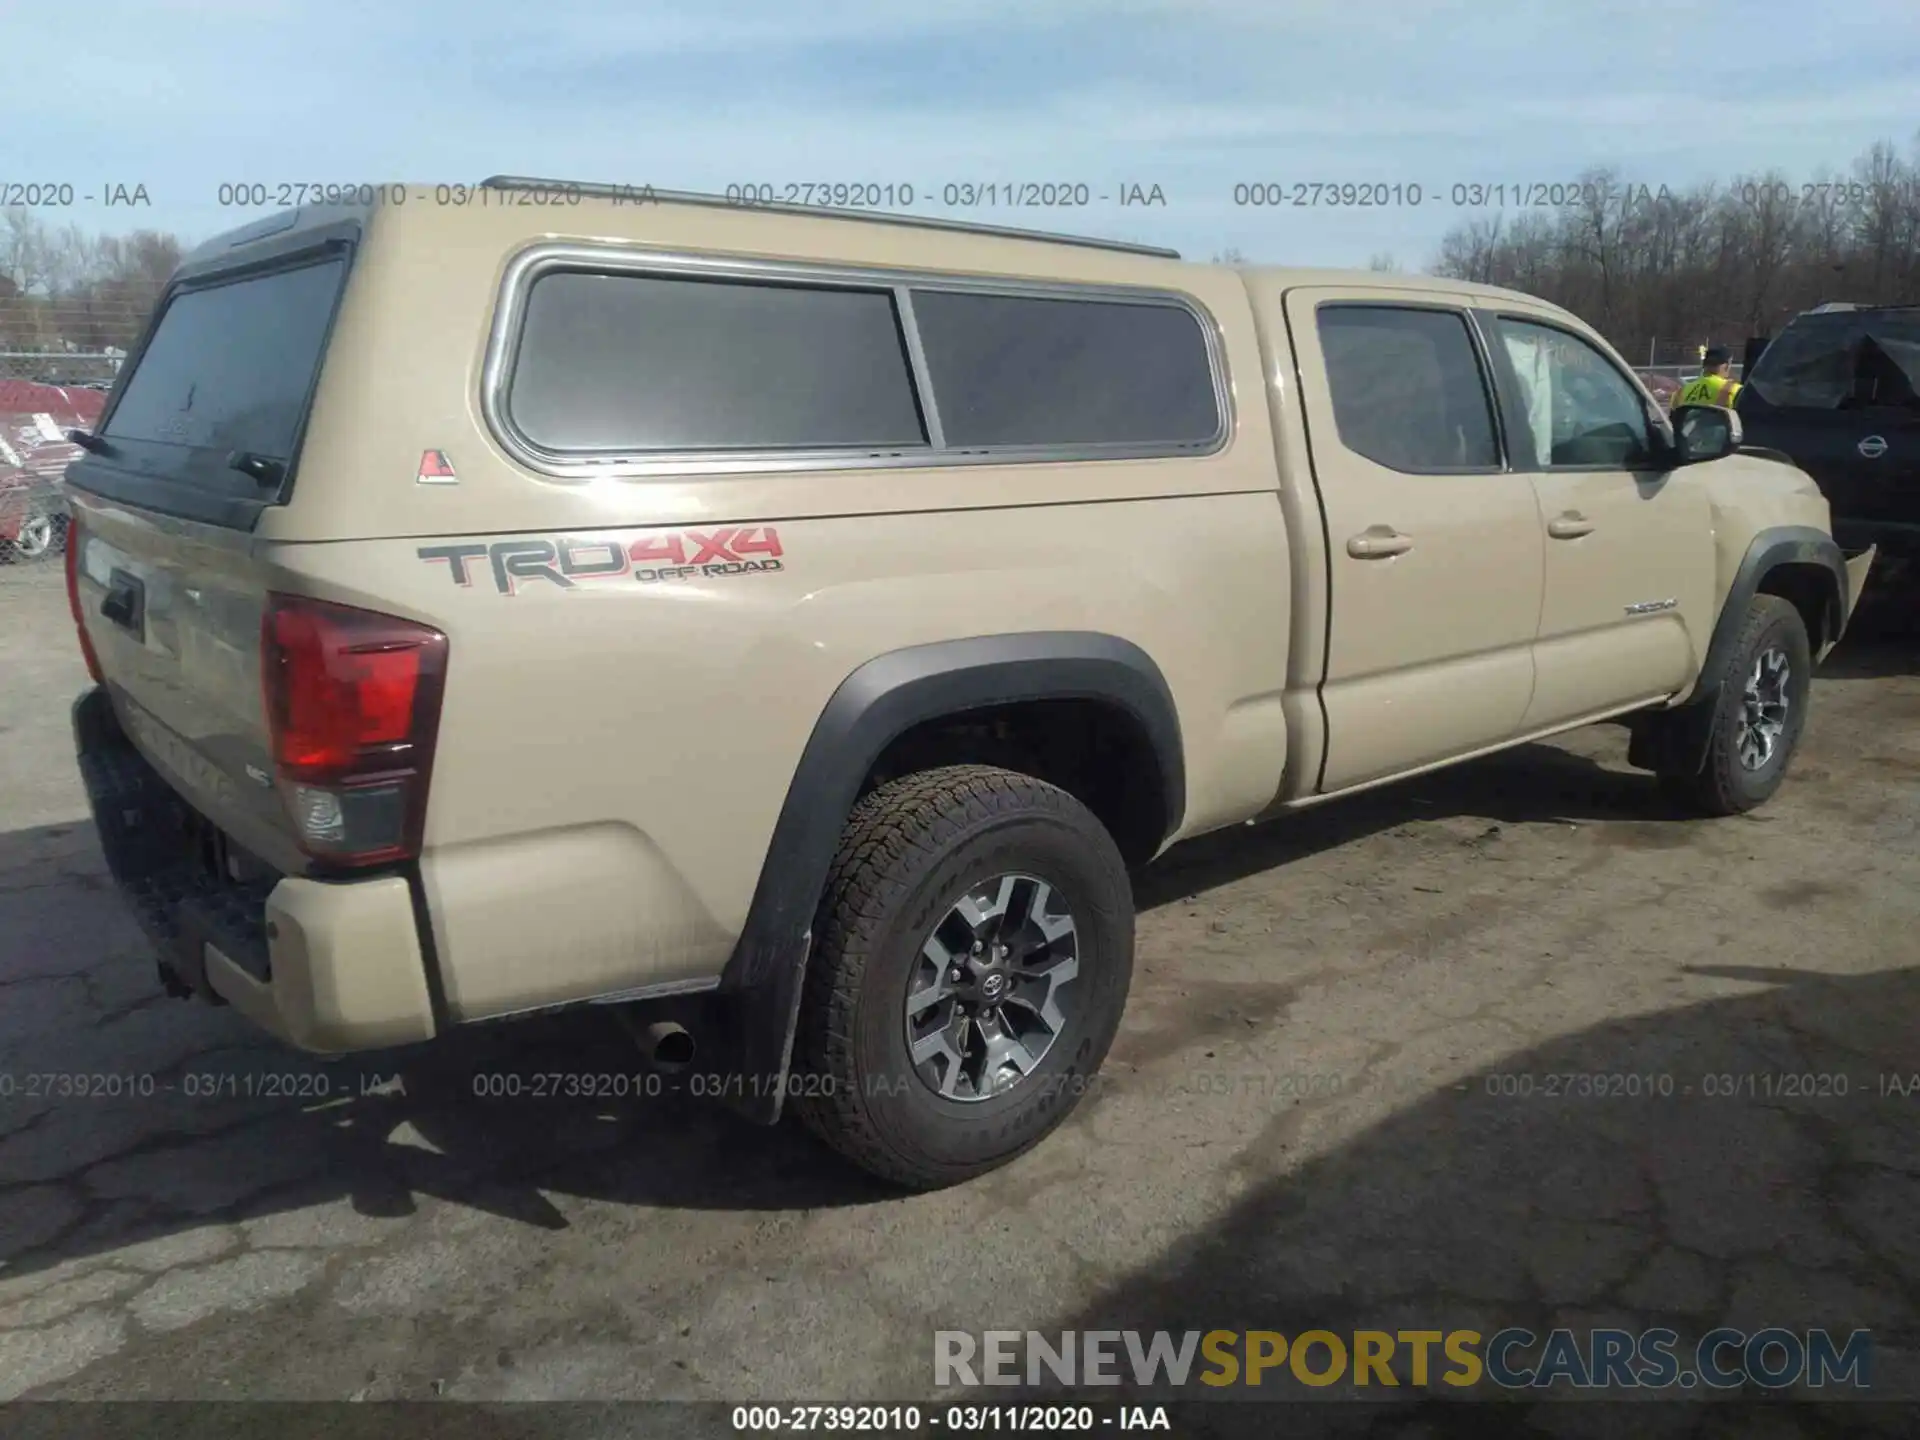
[979,971,1007,1004]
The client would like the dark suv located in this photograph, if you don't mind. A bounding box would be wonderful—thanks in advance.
[1737,304,1920,563]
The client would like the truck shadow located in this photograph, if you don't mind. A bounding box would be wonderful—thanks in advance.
[1140,623,1914,911]
[0,658,1906,1285]
[1031,962,1920,1430]
[1136,733,1678,913]
[1823,563,1920,675]
[1817,630,1917,681]
[0,819,900,1279]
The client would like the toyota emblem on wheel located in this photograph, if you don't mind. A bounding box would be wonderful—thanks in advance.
[904,872,1082,1104]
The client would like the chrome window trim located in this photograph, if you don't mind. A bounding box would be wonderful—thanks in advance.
[893,289,947,452]
[480,242,1234,481]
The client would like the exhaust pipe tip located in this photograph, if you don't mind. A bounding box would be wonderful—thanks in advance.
[641,1019,696,1074]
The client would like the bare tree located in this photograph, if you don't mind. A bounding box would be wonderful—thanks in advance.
[1435,214,1505,285]
[1852,141,1906,295]
[1429,137,1920,363]
[1,209,57,296]
[0,209,184,354]
[1731,169,1796,334]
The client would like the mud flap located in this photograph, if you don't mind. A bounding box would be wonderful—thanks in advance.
[699,931,814,1127]
[1627,702,1716,778]
[167,910,219,1001]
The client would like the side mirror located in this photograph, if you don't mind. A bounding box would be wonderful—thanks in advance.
[1672,404,1742,463]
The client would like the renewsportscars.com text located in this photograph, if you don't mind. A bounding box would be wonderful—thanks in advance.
[935,1327,1873,1392]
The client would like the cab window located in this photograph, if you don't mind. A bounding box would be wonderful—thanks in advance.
[1495,318,1656,468]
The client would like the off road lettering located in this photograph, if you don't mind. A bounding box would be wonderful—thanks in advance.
[635,558,783,584]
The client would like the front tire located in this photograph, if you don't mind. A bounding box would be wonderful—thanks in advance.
[1659,595,1812,815]
[791,765,1134,1189]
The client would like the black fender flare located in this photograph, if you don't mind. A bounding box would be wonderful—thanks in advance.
[703,632,1184,1125]
[1640,526,1848,777]
[1698,526,1849,694]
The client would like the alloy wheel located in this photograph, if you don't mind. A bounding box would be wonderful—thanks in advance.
[1736,646,1791,770]
[903,873,1080,1102]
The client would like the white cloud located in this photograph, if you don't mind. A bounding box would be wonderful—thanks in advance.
[4,0,1916,267]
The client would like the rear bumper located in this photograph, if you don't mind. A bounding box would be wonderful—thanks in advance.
[73,686,437,1053]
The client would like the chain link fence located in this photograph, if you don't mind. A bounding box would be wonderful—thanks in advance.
[0,352,122,387]
[1632,336,1756,408]
[0,350,117,568]
[0,479,68,571]
[1632,363,1746,408]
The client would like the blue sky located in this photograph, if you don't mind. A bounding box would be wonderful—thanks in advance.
[6,0,1918,267]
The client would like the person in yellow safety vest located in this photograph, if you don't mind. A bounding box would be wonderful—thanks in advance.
[1672,346,1743,410]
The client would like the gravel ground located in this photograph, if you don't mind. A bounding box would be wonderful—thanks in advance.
[2,561,1916,1437]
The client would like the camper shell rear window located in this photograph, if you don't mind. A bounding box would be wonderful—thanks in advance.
[65,222,357,529]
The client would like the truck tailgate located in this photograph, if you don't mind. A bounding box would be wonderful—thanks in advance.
[71,502,300,872]
[65,238,356,876]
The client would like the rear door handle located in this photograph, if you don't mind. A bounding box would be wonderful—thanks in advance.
[1347,526,1413,559]
[1547,512,1595,539]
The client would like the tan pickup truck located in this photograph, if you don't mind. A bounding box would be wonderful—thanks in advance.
[63,181,1874,1188]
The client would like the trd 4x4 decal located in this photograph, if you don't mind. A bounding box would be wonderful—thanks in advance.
[418,527,785,595]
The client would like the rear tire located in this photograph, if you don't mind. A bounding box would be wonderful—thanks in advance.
[1658,595,1812,816]
[791,765,1133,1190]
[7,509,60,562]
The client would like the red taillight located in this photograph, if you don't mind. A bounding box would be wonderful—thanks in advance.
[65,519,104,684]
[266,603,428,775]
[261,594,448,867]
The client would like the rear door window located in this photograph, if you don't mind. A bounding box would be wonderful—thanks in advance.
[1316,305,1501,472]
[105,257,347,481]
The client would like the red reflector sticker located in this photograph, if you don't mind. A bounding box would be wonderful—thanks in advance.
[417,449,457,484]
